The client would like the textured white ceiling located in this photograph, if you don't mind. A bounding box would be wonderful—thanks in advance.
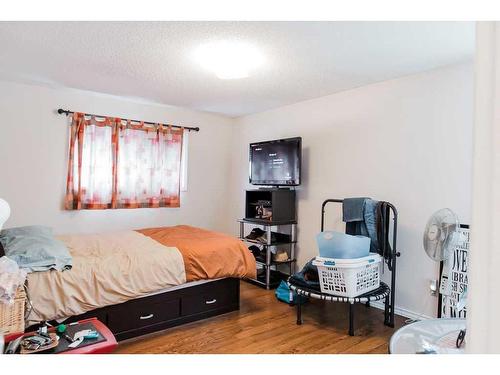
[0,22,474,117]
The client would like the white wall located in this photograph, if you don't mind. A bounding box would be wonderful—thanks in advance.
[229,63,474,318]
[0,80,234,234]
[467,22,500,353]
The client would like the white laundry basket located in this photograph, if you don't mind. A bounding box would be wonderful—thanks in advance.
[312,254,382,297]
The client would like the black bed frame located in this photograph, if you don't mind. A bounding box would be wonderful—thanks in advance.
[38,278,240,341]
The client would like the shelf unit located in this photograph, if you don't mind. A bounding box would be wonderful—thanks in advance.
[238,218,297,290]
[245,189,296,223]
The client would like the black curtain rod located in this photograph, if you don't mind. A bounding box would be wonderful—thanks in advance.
[57,109,200,132]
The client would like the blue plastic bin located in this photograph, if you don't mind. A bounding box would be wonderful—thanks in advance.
[316,231,370,259]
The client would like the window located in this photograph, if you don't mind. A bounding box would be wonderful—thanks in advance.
[65,113,184,210]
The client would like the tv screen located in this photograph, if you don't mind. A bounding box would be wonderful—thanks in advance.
[249,137,301,186]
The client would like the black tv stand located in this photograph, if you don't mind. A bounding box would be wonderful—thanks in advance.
[238,188,297,289]
[238,219,297,290]
[245,188,296,222]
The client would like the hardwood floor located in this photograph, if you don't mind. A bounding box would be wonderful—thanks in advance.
[115,281,405,354]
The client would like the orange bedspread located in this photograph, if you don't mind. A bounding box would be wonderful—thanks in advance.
[137,225,256,281]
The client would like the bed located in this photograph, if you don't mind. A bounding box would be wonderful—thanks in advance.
[25,225,256,340]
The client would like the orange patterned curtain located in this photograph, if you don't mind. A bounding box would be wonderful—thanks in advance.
[65,113,183,210]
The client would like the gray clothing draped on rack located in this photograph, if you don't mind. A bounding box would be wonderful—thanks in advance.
[342,197,395,266]
[343,197,379,254]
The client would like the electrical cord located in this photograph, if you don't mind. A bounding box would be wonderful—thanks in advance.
[23,281,54,329]
[404,318,419,324]
[23,281,40,323]
[402,289,439,325]
[23,282,32,321]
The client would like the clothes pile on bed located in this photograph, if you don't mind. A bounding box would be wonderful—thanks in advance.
[0,225,72,272]
[0,256,27,304]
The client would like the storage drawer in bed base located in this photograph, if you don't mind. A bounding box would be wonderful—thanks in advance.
[114,301,239,341]
[51,278,240,342]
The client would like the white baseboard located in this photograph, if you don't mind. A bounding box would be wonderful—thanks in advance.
[369,301,434,321]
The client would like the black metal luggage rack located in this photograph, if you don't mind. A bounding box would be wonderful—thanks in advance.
[288,198,401,336]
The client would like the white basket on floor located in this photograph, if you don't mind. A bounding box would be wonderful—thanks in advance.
[312,254,382,297]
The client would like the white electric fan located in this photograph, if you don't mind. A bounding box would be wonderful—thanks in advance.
[423,208,459,263]
[422,208,461,299]
[421,208,468,350]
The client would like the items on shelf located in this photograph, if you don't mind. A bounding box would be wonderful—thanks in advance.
[247,245,290,263]
[245,189,296,223]
[239,219,297,290]
[252,200,273,220]
[239,187,297,289]
[273,249,289,262]
[255,268,285,286]
[245,228,266,242]
[245,228,291,244]
[248,245,265,263]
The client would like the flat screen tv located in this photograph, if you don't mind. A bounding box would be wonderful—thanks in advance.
[249,137,302,186]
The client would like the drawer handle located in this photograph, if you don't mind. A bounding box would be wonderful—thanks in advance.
[205,299,217,305]
[140,313,154,320]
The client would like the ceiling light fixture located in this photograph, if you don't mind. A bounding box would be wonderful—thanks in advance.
[194,40,264,80]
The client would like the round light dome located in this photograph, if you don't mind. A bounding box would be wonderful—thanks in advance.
[194,40,264,80]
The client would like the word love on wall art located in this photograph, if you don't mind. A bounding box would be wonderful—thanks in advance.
[438,225,469,319]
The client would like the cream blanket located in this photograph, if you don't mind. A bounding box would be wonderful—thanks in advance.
[26,231,186,325]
